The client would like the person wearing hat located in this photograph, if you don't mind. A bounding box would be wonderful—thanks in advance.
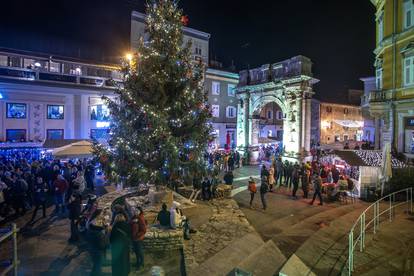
[247,177,257,208]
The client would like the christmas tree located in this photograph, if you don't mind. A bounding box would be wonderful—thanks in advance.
[94,0,211,186]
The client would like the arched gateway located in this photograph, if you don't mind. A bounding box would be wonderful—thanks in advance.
[235,56,319,163]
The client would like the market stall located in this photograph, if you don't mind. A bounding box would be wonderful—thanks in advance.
[319,150,406,199]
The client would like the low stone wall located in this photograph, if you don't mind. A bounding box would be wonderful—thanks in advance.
[177,184,232,200]
[90,186,186,252]
[143,227,184,252]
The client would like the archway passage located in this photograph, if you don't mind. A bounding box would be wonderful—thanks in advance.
[253,102,284,160]
[235,56,319,163]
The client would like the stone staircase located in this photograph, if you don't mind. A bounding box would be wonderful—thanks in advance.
[188,232,286,276]
[351,214,414,275]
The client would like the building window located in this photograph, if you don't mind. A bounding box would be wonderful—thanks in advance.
[335,135,340,142]
[211,105,220,118]
[404,0,414,29]
[277,111,283,120]
[227,84,236,97]
[377,11,384,43]
[404,55,414,86]
[47,105,64,120]
[212,82,220,95]
[8,56,21,68]
[0,55,7,67]
[49,62,61,73]
[268,130,273,137]
[195,46,202,56]
[343,135,349,141]
[91,105,110,121]
[376,67,383,89]
[326,106,332,113]
[267,110,273,119]
[6,129,26,142]
[6,103,27,119]
[226,106,236,118]
[47,129,64,140]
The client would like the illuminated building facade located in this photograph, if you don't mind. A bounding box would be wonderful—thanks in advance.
[370,0,414,155]
[0,48,120,142]
[319,102,364,146]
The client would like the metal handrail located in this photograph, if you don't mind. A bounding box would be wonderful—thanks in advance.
[346,187,413,275]
[0,223,19,276]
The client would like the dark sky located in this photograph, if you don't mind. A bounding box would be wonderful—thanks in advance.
[0,0,376,101]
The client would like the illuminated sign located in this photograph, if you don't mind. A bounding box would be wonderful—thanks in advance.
[96,121,110,128]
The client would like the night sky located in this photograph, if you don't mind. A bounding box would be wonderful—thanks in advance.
[0,0,376,102]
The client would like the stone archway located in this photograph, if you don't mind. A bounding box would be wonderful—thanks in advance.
[235,56,319,163]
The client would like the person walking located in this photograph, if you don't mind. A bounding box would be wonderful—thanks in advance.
[310,172,323,206]
[131,207,146,271]
[260,175,269,210]
[68,193,82,242]
[110,214,131,276]
[291,163,300,199]
[275,158,283,188]
[300,164,309,199]
[53,174,68,216]
[247,177,257,208]
[30,176,47,223]
[284,162,293,189]
[268,165,275,192]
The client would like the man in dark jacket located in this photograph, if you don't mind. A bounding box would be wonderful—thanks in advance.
[223,171,234,185]
[156,203,170,228]
[131,207,146,270]
[291,163,300,199]
[68,193,82,242]
[260,175,269,210]
[30,176,47,223]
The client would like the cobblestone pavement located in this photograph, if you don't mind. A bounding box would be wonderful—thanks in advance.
[183,199,256,272]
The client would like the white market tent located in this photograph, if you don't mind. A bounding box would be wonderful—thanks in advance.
[321,150,405,199]
[52,140,93,158]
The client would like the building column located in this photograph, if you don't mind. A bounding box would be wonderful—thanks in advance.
[64,95,75,139]
[303,96,312,154]
[374,117,381,150]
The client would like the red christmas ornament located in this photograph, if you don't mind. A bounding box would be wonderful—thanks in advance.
[181,15,189,26]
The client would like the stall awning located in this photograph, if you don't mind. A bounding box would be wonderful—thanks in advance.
[333,120,364,128]
[42,139,88,149]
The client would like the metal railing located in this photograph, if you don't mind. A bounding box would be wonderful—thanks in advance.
[346,187,413,275]
[0,223,19,276]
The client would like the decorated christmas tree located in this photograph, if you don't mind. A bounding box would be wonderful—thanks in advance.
[94,0,211,186]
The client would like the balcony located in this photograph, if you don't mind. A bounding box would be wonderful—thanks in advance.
[0,65,122,89]
[369,90,393,103]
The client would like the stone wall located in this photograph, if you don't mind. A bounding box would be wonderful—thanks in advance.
[143,227,184,252]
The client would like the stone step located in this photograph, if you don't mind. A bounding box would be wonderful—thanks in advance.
[237,240,287,276]
[280,206,368,276]
[189,233,265,276]
[352,214,414,276]
[272,202,367,258]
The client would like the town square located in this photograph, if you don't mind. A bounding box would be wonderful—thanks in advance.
[0,0,413,276]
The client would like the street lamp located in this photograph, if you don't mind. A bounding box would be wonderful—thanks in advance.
[125,53,133,62]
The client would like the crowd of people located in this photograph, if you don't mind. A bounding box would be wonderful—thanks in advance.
[247,156,358,210]
[0,155,96,223]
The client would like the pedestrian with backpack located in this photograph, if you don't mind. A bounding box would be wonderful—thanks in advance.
[247,177,257,208]
[260,175,269,210]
